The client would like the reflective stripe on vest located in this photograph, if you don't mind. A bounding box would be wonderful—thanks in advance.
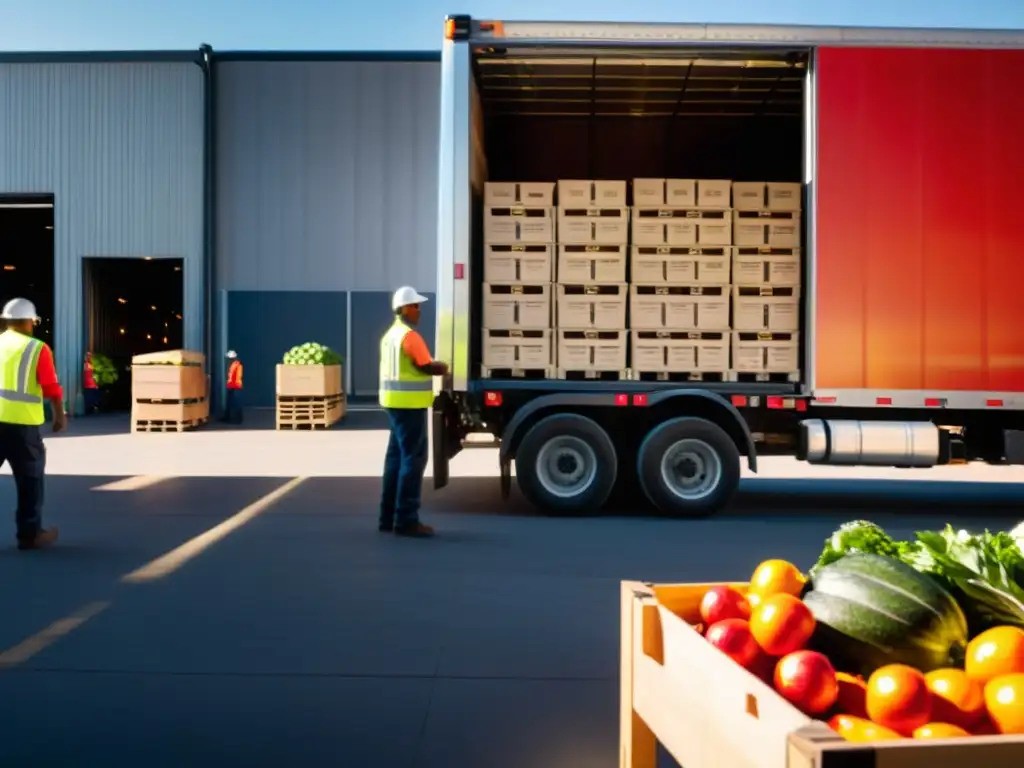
[378,320,433,409]
[0,330,45,426]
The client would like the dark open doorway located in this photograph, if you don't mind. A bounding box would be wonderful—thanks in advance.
[0,196,55,345]
[82,257,184,412]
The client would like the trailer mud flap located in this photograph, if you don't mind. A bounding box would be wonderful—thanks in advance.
[500,457,511,499]
[432,406,451,490]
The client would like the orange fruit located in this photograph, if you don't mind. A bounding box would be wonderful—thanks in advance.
[827,714,902,742]
[913,723,970,739]
[835,672,868,719]
[966,626,1024,685]
[925,668,985,728]
[866,664,933,736]
[749,559,806,599]
[749,593,816,656]
[983,673,1024,734]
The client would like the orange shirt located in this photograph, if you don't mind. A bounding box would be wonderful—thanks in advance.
[227,360,243,389]
[401,330,433,367]
[83,358,98,389]
[36,344,63,401]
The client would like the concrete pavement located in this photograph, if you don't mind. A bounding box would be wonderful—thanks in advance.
[1,414,1023,767]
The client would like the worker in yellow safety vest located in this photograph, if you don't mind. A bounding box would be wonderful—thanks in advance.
[0,298,66,550]
[378,286,448,538]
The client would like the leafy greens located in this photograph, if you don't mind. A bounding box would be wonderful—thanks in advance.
[813,521,1024,631]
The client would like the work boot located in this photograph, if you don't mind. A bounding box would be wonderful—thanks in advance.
[378,522,394,533]
[394,522,434,538]
[17,527,59,551]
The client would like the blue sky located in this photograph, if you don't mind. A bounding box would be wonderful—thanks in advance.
[1,0,1022,51]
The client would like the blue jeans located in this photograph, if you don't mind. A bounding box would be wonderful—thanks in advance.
[225,389,243,424]
[0,424,46,541]
[379,408,428,528]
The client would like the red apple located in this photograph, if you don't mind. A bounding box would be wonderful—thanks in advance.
[700,586,752,626]
[774,651,839,715]
[705,619,760,669]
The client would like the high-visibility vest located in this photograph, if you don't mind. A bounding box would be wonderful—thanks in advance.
[379,319,433,409]
[0,329,45,426]
[227,360,243,389]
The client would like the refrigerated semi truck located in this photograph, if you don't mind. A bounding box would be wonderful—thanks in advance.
[431,15,1024,517]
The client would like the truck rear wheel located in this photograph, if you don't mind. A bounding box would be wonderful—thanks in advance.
[637,417,740,518]
[515,413,618,515]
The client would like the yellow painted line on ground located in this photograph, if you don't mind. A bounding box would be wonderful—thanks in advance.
[0,601,111,668]
[91,475,171,492]
[120,476,309,584]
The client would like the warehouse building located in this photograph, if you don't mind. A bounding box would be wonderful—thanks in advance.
[0,48,440,411]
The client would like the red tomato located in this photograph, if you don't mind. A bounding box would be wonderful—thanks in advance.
[705,619,761,669]
[835,672,868,719]
[700,586,752,626]
[774,651,839,715]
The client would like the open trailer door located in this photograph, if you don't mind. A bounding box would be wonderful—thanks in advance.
[812,46,1024,410]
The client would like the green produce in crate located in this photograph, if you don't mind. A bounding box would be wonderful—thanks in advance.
[812,520,1024,632]
[281,342,342,366]
[90,352,119,387]
[804,553,969,677]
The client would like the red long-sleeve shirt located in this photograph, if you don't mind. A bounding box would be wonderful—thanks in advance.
[35,344,64,401]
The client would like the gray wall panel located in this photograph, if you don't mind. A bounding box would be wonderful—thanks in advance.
[216,60,440,294]
[0,62,205,404]
[349,291,435,397]
[226,290,348,408]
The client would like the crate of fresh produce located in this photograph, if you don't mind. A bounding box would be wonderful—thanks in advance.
[621,521,1024,768]
[276,342,343,397]
[131,349,205,367]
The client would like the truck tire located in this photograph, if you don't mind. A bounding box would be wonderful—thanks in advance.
[515,413,618,515]
[637,417,740,518]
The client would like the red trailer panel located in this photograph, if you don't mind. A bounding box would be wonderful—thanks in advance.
[815,47,1024,404]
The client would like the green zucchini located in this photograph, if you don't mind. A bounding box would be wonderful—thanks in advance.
[804,553,968,676]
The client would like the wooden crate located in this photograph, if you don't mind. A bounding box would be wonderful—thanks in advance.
[131,349,206,366]
[275,393,346,430]
[275,364,343,397]
[131,363,206,401]
[131,400,209,433]
[620,581,1024,768]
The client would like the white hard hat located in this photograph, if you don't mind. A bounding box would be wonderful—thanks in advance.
[226,350,238,359]
[392,286,428,311]
[0,298,39,321]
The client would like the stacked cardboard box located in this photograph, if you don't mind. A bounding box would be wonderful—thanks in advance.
[130,349,210,432]
[481,182,556,378]
[629,180,734,382]
[554,180,629,380]
[729,182,802,382]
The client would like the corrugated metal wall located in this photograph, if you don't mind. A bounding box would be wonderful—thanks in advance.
[215,59,440,402]
[0,61,205,405]
[215,60,440,293]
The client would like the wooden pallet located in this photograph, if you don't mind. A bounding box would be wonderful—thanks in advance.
[275,393,346,430]
[132,417,205,433]
[480,365,554,380]
[726,370,801,383]
[557,368,628,382]
[632,370,727,383]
